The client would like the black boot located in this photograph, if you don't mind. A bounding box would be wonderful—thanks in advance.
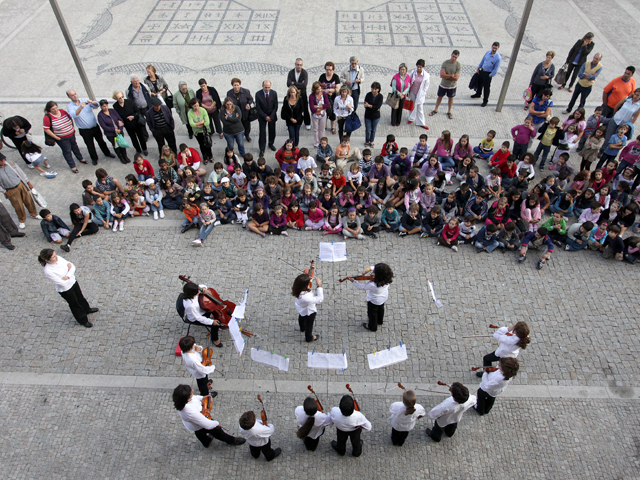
[122,150,132,164]
[116,150,127,164]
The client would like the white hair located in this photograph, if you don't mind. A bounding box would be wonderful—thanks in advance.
[130,74,140,82]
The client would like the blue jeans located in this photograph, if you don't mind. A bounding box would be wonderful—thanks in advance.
[534,143,551,167]
[224,131,245,156]
[565,237,587,251]
[287,124,301,147]
[138,174,152,182]
[365,117,380,144]
[422,226,443,237]
[56,135,83,168]
[198,222,215,242]
[384,222,400,232]
[439,156,455,170]
[475,239,499,252]
[512,142,527,161]
[181,218,199,228]
[473,146,492,159]
[148,199,163,212]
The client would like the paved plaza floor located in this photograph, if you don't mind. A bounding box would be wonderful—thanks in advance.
[1,0,640,478]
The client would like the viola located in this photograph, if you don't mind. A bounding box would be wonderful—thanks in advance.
[257,394,268,426]
[346,384,360,412]
[304,260,316,290]
[202,346,213,367]
[397,382,405,390]
[338,275,374,283]
[308,385,323,412]
[179,275,253,337]
[201,395,213,420]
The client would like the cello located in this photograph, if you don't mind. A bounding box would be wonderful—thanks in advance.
[178,275,253,337]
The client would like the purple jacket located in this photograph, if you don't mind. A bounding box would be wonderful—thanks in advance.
[309,92,330,115]
[97,109,124,137]
[270,212,287,228]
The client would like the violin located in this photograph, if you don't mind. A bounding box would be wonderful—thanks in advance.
[257,394,268,426]
[202,346,213,367]
[338,275,375,283]
[397,382,405,390]
[471,366,499,372]
[308,385,323,412]
[201,395,213,420]
[346,384,360,412]
[489,324,513,336]
[179,275,253,337]
[304,260,316,290]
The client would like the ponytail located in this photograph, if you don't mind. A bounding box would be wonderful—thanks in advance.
[296,397,318,438]
[514,321,530,350]
[296,416,316,439]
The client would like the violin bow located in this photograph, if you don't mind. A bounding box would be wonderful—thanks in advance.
[414,388,450,395]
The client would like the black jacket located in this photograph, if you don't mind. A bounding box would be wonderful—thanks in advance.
[226,87,253,121]
[565,39,594,66]
[255,89,278,122]
[196,86,222,113]
[2,116,31,140]
[281,98,303,126]
[287,68,309,94]
[537,123,566,147]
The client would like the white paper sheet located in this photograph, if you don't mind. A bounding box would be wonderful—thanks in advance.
[307,352,348,369]
[367,344,408,370]
[425,280,444,308]
[232,289,249,318]
[250,348,289,371]
[318,242,347,262]
[228,318,245,355]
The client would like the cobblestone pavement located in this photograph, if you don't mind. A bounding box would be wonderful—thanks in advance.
[2,0,640,478]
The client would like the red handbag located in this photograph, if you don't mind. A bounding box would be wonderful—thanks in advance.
[175,340,183,357]
[403,99,414,111]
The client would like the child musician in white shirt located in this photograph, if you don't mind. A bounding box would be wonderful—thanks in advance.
[476,321,530,377]
[426,382,476,442]
[295,397,333,451]
[179,335,217,397]
[475,357,520,416]
[330,395,372,457]
[347,263,394,332]
[172,384,245,448]
[293,272,323,343]
[388,390,426,446]
[238,410,282,461]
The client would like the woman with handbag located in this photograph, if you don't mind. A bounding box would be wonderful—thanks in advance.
[43,101,86,173]
[333,85,354,141]
[221,97,246,157]
[559,33,595,92]
[144,65,172,107]
[390,63,411,127]
[527,51,556,108]
[175,81,197,140]
[197,78,223,139]
[227,78,254,143]
[112,91,148,156]
[97,100,130,164]
[309,81,330,148]
[281,86,304,147]
[188,98,213,164]
[1,116,32,165]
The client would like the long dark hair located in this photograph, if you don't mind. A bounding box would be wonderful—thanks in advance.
[69,203,83,225]
[182,281,200,300]
[38,248,55,266]
[296,397,318,439]
[292,274,311,297]
[514,321,531,350]
[173,384,192,411]
[373,263,394,287]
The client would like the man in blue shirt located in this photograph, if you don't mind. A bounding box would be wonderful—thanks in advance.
[471,42,502,107]
[66,89,115,165]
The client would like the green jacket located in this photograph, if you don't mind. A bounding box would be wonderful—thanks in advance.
[175,87,196,125]
[540,217,567,236]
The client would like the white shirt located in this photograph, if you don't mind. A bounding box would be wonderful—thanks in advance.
[333,96,354,118]
[295,287,324,316]
[388,402,426,432]
[298,157,318,172]
[183,285,214,325]
[428,395,477,427]
[182,347,216,379]
[613,98,640,125]
[178,395,219,431]
[44,256,76,293]
[494,327,522,358]
[352,266,389,305]
[480,370,511,397]
[347,171,363,184]
[238,419,274,447]
[330,407,372,432]
[294,406,333,439]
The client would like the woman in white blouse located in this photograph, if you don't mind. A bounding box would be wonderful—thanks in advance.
[292,272,323,342]
[333,85,354,141]
[39,248,98,328]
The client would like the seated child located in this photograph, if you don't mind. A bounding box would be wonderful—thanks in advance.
[92,196,112,229]
[298,148,318,174]
[390,147,412,179]
[316,137,334,168]
[216,191,236,225]
[161,178,184,210]
[333,137,362,170]
[269,204,288,236]
[347,162,363,191]
[381,200,400,232]
[128,191,150,216]
[318,164,333,191]
[322,204,343,235]
[421,205,445,238]
[180,199,200,233]
[265,176,283,207]
[359,148,374,180]
[299,184,318,213]
[354,186,372,215]
[474,223,499,252]
[362,205,381,238]
[110,192,130,231]
[256,157,274,183]
[207,162,228,192]
[465,191,489,223]
[184,176,202,204]
[134,153,154,181]
[223,146,241,174]
[381,134,399,165]
[232,164,247,190]
[459,215,477,244]
[438,217,459,251]
[564,220,594,251]
[399,203,421,237]
[600,224,624,260]
[144,178,164,220]
[497,222,520,251]
[540,211,567,245]
[441,191,458,222]
[338,187,357,214]
[40,209,70,243]
[305,201,325,231]
[302,168,321,196]
[220,177,237,201]
[410,133,430,168]
[473,129,495,159]
[286,200,304,230]
[342,207,365,240]
[192,202,217,246]
[518,227,553,270]
[233,189,250,228]
[455,183,471,217]
[371,178,392,208]
[284,165,303,196]
[248,203,269,237]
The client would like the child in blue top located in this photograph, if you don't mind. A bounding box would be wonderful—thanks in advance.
[316,137,334,167]
[410,134,430,168]
[474,223,499,252]
[381,200,400,232]
[597,124,629,169]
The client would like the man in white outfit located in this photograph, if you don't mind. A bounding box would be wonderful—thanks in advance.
[407,59,431,129]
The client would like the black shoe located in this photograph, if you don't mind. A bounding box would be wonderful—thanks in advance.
[259,150,264,158]
[106,153,116,158]
[61,244,70,252]
[92,159,98,165]
[268,144,276,151]
[362,322,372,331]
[470,94,481,99]
[82,322,93,328]
[180,225,190,234]
[267,448,282,461]
[213,342,223,348]
[188,133,194,139]
[5,244,15,250]
[425,428,433,439]
[331,440,344,455]
[11,232,26,238]
[306,335,320,342]
[353,440,363,457]
[88,307,99,314]
[245,135,252,143]
[300,327,305,332]
[233,437,246,446]
[143,150,149,156]
[481,101,488,107]
[209,391,218,399]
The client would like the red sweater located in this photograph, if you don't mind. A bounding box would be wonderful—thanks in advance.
[442,224,459,241]
[496,158,517,178]
[489,149,511,167]
[134,158,155,177]
[286,208,304,228]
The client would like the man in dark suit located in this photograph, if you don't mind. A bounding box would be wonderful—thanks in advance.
[255,80,278,157]
[146,97,177,157]
[287,59,310,130]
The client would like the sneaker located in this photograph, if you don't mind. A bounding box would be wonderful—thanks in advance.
[451,245,458,252]
[35,214,42,220]
[562,109,571,114]
[305,125,311,130]
[18,223,25,229]
[153,211,158,220]
[371,233,377,239]
[40,172,48,176]
[398,231,407,237]
[281,231,288,236]
[436,241,440,245]
[27,164,34,169]
[420,233,427,238]
[142,212,150,216]
[518,255,526,263]
[119,222,124,231]
[305,226,313,231]
[159,210,165,219]
[112,221,118,232]
[60,244,70,252]
[44,163,51,169]
[565,244,570,251]
[343,235,347,240]
[242,220,247,228]
[536,260,545,270]
[231,220,235,224]
[192,239,202,246]
[214,221,221,226]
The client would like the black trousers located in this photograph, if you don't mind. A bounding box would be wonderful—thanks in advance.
[196,375,211,397]
[78,126,112,161]
[475,387,496,416]
[207,111,223,134]
[249,439,277,460]
[67,221,99,246]
[242,117,252,138]
[337,117,350,141]
[335,427,362,457]
[123,121,148,153]
[188,317,220,342]
[367,301,385,332]
[390,98,405,126]
[59,281,92,325]
[194,426,236,447]
[476,71,493,102]
[303,431,323,451]
[483,350,500,367]
[564,63,581,88]
[9,136,29,163]
[152,128,177,157]
[300,91,311,126]
[428,420,457,441]
[391,428,409,446]
[298,312,316,342]
[195,132,213,161]
[258,119,276,152]
[0,202,19,246]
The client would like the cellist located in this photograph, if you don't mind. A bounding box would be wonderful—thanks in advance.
[345,263,394,332]
[172,384,246,449]
[182,281,223,347]
[179,336,217,397]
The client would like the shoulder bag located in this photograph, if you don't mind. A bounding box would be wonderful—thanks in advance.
[44,114,56,146]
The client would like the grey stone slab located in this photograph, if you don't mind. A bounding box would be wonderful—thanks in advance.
[2,372,62,386]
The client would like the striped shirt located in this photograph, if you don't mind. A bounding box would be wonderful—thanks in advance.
[43,110,75,138]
